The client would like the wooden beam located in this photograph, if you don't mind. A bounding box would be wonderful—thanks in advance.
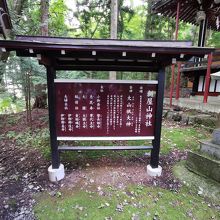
[175,62,181,100]
[169,64,175,107]
[55,65,160,72]
[203,54,213,103]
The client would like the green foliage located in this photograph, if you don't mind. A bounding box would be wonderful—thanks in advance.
[208,31,220,47]
[49,0,69,36]
[4,0,220,110]
[73,0,111,38]
[4,127,51,158]
[0,93,25,113]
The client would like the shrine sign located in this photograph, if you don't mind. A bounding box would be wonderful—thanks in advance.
[55,79,157,141]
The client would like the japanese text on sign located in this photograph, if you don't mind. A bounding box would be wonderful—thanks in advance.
[55,80,157,140]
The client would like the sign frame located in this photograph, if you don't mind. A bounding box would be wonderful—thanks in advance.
[46,66,165,170]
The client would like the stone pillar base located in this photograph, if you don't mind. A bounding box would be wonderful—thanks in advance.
[48,164,65,182]
[147,165,162,177]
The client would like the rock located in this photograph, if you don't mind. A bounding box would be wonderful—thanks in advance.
[181,114,189,125]
[200,140,220,159]
[172,113,182,122]
[167,111,174,120]
[188,116,196,125]
[195,114,217,128]
[212,128,220,145]
[186,151,220,183]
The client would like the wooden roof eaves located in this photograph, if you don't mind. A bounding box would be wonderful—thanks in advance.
[181,64,220,73]
[0,39,214,54]
[15,35,193,47]
[0,38,215,71]
[152,0,220,31]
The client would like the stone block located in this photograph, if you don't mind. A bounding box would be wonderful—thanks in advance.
[167,111,174,120]
[212,128,220,145]
[181,114,189,125]
[195,115,217,128]
[200,140,220,159]
[186,151,220,183]
[188,115,196,125]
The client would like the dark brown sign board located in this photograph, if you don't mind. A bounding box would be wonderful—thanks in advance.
[55,79,157,141]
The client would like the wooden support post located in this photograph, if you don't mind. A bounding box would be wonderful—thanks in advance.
[175,62,181,100]
[169,64,175,107]
[46,66,60,169]
[150,67,165,168]
[198,17,208,47]
[203,54,212,103]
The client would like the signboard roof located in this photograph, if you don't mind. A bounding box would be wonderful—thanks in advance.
[0,35,215,72]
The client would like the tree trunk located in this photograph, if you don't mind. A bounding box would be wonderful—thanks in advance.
[145,0,153,39]
[33,84,47,109]
[40,0,49,36]
[32,0,49,109]
[27,73,32,129]
[109,0,118,80]
[13,0,26,15]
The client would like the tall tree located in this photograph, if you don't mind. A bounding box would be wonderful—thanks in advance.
[41,0,49,36]
[109,0,118,80]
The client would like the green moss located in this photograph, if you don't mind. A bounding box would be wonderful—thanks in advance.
[34,185,220,220]
[160,127,211,154]
[173,161,220,204]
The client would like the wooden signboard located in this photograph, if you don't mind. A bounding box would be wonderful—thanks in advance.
[55,79,157,141]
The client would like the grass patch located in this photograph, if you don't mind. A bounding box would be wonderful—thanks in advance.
[34,185,220,220]
[2,122,211,161]
[160,127,211,154]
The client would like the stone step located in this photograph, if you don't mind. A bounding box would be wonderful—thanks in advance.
[212,128,220,145]
[200,140,220,160]
[186,151,220,183]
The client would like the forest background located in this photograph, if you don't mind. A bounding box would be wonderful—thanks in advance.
[1,0,220,116]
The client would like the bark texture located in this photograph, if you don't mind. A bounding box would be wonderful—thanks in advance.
[109,0,118,80]
[40,0,49,36]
